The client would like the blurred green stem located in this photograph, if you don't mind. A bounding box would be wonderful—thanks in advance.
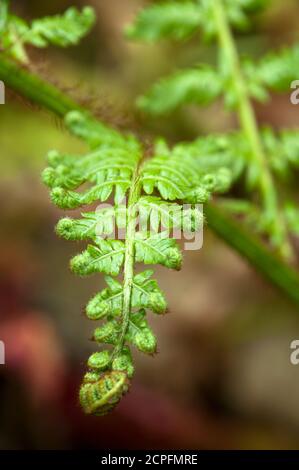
[1,55,299,306]
[212,0,293,261]
[0,56,84,116]
[206,204,299,306]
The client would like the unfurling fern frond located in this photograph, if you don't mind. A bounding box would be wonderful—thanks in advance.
[43,110,232,415]
[127,0,299,261]
[0,1,95,63]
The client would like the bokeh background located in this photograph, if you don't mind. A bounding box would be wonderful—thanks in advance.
[1,0,299,449]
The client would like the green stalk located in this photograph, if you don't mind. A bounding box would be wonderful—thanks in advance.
[212,0,293,261]
[0,1,9,34]
[1,55,299,306]
[113,171,141,358]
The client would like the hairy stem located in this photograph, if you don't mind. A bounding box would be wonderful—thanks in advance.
[0,56,84,116]
[1,55,299,306]
[113,171,141,358]
[212,0,293,261]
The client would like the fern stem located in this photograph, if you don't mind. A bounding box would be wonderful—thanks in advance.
[113,171,141,358]
[206,202,299,306]
[212,0,293,261]
[1,55,299,305]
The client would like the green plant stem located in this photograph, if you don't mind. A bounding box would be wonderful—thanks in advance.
[1,55,299,306]
[212,0,293,261]
[206,203,299,306]
[0,1,8,34]
[0,55,84,116]
[113,171,141,359]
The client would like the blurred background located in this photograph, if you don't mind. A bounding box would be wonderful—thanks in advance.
[1,0,299,450]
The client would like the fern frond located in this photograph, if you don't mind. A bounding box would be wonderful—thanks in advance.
[86,271,167,321]
[125,1,202,42]
[3,4,299,420]
[261,127,299,178]
[166,133,246,181]
[135,232,182,270]
[277,130,299,168]
[224,0,268,30]
[70,239,125,277]
[0,3,95,63]
[138,196,203,233]
[141,137,236,202]
[135,33,299,114]
[131,270,168,315]
[254,43,299,93]
[65,111,138,150]
[42,123,141,208]
[43,107,225,415]
[79,371,129,416]
[86,276,124,320]
[137,65,223,114]
[28,7,96,48]
[56,207,127,241]
[93,311,157,355]
[126,0,268,45]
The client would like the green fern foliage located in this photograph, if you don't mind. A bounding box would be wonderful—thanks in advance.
[125,1,202,41]
[137,65,223,114]
[43,109,233,415]
[126,0,268,43]
[127,0,299,260]
[134,43,299,115]
[0,1,95,63]
[253,44,299,94]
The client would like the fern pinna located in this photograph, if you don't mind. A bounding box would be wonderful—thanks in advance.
[42,110,232,415]
[126,0,299,262]
[0,0,95,64]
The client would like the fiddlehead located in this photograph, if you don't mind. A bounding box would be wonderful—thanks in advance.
[42,109,233,415]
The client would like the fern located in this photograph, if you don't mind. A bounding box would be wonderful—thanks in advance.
[3,0,299,418]
[137,65,223,114]
[127,0,299,261]
[0,0,95,64]
[252,43,299,94]
[42,109,232,415]
[125,1,202,41]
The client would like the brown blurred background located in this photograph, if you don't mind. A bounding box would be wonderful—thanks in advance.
[1,0,299,449]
